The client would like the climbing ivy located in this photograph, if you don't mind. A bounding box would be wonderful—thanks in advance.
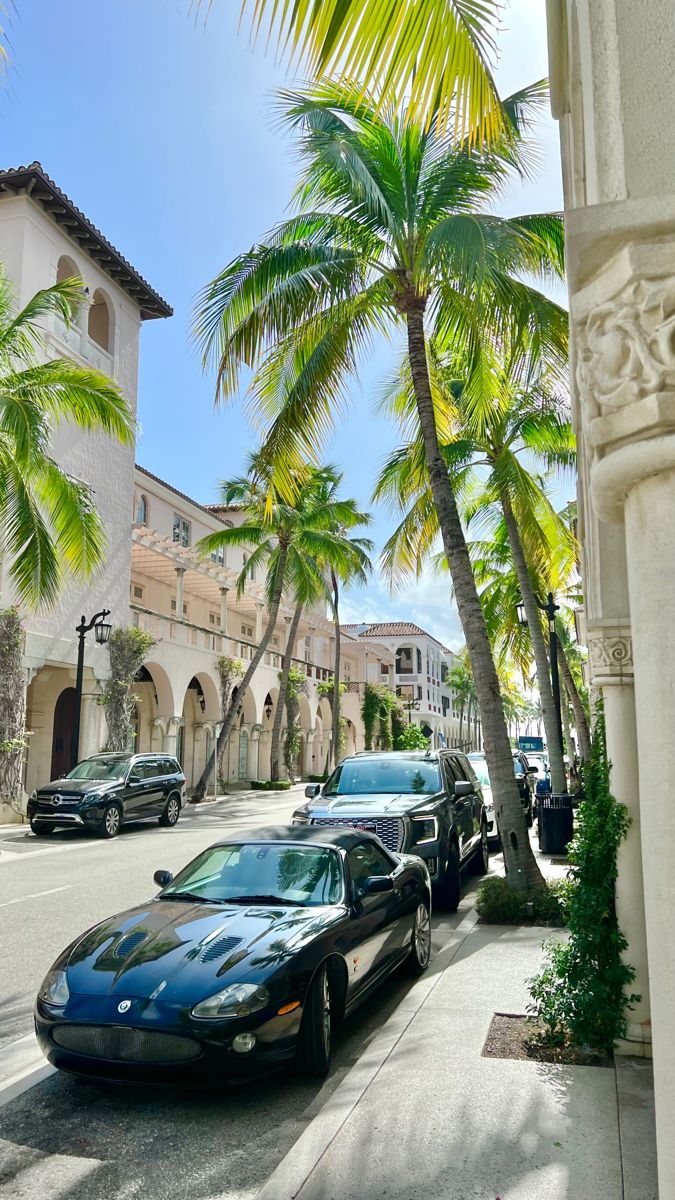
[361,683,404,751]
[0,608,29,814]
[284,666,308,776]
[101,627,155,751]
[527,701,640,1054]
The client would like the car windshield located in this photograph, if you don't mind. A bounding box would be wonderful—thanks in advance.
[324,757,441,796]
[468,757,490,789]
[160,843,343,907]
[66,757,130,781]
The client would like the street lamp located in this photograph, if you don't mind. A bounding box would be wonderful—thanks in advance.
[71,610,111,769]
[400,688,420,724]
[515,592,564,757]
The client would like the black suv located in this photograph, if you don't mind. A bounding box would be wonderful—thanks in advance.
[292,750,488,911]
[27,753,187,839]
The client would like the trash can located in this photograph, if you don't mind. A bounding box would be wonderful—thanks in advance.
[538,793,574,855]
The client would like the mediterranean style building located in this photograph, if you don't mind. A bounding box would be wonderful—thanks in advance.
[342,622,480,751]
[0,162,469,813]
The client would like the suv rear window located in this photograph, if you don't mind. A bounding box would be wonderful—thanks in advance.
[324,757,441,796]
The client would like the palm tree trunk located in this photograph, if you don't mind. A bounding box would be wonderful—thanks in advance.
[330,568,341,770]
[557,643,592,762]
[458,703,464,748]
[560,689,573,757]
[404,301,543,892]
[466,696,472,750]
[193,544,289,800]
[270,602,303,781]
[500,492,567,795]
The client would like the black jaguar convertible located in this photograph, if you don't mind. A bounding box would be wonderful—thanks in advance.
[35,825,432,1082]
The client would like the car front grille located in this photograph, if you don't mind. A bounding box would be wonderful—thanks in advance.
[310,816,404,852]
[51,1024,201,1063]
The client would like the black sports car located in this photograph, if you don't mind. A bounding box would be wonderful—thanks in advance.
[35,826,432,1082]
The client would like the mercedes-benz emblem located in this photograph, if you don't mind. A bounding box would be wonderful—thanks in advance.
[52,795,62,807]
[117,1000,131,1014]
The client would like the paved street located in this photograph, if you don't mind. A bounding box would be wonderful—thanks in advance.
[0,786,490,1200]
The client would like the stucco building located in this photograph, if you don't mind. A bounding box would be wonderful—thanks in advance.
[0,163,393,810]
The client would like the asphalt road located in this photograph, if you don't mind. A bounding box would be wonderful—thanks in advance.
[0,787,492,1200]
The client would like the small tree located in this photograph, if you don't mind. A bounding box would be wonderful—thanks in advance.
[0,608,28,814]
[284,666,308,777]
[397,723,430,751]
[101,627,155,751]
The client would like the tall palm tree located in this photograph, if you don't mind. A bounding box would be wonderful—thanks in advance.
[376,339,575,794]
[228,1,506,143]
[0,270,134,607]
[193,456,331,799]
[194,82,567,892]
[448,659,473,748]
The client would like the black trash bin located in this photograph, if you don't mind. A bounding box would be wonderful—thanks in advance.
[538,793,574,855]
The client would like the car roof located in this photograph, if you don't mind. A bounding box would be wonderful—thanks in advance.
[212,824,382,852]
[86,752,175,761]
[351,750,443,762]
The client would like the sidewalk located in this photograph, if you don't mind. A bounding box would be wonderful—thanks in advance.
[257,910,657,1200]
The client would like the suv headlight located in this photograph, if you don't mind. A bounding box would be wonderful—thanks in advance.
[84,791,101,803]
[29,790,37,803]
[38,969,70,1008]
[291,809,310,826]
[192,983,270,1020]
[411,815,439,845]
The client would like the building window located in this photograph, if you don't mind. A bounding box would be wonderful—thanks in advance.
[209,611,220,626]
[241,623,253,639]
[135,494,148,525]
[171,598,188,616]
[344,661,351,681]
[173,514,191,547]
[417,648,423,673]
[380,663,389,676]
[304,636,311,663]
[88,289,113,352]
[395,646,413,674]
[210,546,224,566]
[132,584,144,600]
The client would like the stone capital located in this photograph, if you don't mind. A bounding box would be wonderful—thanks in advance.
[586,624,634,687]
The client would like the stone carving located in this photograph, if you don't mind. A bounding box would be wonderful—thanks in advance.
[577,277,675,416]
[587,630,633,683]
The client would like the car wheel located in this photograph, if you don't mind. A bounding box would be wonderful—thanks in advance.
[98,802,122,839]
[297,963,332,1078]
[470,823,489,876]
[526,803,534,829]
[159,793,181,827]
[408,901,432,975]
[435,840,461,912]
[30,820,53,836]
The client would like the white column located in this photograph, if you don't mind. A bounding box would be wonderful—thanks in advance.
[255,603,264,644]
[175,567,185,619]
[219,586,229,637]
[79,689,102,759]
[248,725,261,781]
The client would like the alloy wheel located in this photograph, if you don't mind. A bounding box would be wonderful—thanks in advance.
[481,828,489,871]
[105,806,121,836]
[321,970,331,1052]
[414,903,431,966]
[167,797,179,824]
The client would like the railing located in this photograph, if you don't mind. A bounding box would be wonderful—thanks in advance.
[50,315,114,375]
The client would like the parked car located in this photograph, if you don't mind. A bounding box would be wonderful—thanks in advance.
[27,752,186,839]
[292,749,489,911]
[467,751,537,833]
[463,755,498,843]
[35,825,431,1082]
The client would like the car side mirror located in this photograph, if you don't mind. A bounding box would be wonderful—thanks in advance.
[154,870,173,888]
[359,875,395,895]
[305,783,321,799]
[128,773,141,785]
[454,779,474,797]
[527,766,539,774]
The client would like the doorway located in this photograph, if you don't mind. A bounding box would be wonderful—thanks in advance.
[51,687,77,779]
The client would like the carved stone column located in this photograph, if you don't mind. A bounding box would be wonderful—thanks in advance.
[153,716,182,757]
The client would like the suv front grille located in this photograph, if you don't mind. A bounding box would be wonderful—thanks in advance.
[310,816,404,852]
[52,1024,201,1063]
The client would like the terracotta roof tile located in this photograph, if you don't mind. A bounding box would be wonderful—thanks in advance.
[341,621,452,653]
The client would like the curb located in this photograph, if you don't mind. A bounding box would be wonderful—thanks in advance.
[0,1035,56,1107]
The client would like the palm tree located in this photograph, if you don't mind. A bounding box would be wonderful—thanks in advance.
[232,0,505,143]
[194,82,567,892]
[193,456,330,799]
[0,270,134,607]
[448,658,473,748]
[376,335,575,794]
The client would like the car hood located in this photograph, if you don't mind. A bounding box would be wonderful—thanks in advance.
[311,792,437,818]
[63,899,340,1003]
[37,778,122,797]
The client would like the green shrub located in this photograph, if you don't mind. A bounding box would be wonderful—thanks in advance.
[396,723,430,751]
[250,779,293,791]
[307,773,327,783]
[527,702,640,1054]
[476,875,568,926]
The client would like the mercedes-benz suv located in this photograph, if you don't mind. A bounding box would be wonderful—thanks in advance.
[292,750,489,911]
[27,752,187,839]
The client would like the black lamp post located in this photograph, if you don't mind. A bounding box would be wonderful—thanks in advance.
[71,610,112,769]
[516,592,564,757]
[400,689,420,724]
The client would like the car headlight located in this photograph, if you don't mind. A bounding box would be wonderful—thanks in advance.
[84,791,101,803]
[29,790,37,803]
[38,969,70,1008]
[192,983,271,1020]
[291,809,310,826]
[411,815,439,845]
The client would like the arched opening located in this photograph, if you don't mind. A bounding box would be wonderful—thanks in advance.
[51,687,77,778]
[135,494,149,526]
[395,645,414,675]
[238,727,249,780]
[88,288,113,352]
[56,254,80,285]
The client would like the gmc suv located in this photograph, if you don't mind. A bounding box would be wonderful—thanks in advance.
[27,752,186,839]
[292,750,488,911]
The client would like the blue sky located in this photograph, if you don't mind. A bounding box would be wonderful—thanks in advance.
[4,0,568,648]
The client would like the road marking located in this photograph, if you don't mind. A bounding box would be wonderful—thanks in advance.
[0,884,72,908]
